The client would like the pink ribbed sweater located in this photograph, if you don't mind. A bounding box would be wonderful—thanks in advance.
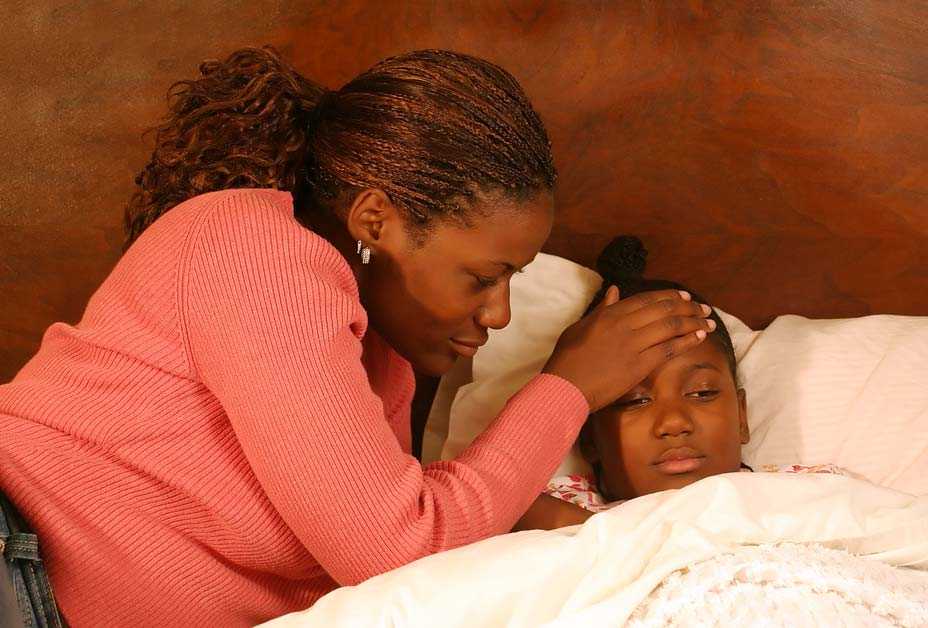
[0,189,588,627]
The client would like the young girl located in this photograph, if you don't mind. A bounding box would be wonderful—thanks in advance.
[543,236,847,514]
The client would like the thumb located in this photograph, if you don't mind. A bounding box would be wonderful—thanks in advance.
[599,284,620,308]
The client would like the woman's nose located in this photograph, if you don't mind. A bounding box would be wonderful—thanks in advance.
[476,282,512,330]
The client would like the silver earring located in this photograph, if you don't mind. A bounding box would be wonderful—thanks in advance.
[357,240,371,265]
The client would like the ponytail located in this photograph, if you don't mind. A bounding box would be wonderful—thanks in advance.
[124,46,325,248]
[590,235,738,378]
[126,47,556,249]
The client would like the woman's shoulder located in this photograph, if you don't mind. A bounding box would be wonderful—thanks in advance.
[144,187,293,229]
[136,188,300,242]
[134,188,355,290]
[188,187,295,219]
[166,187,300,239]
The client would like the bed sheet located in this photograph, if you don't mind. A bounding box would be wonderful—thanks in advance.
[260,473,928,627]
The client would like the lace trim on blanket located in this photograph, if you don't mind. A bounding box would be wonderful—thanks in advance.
[627,543,928,627]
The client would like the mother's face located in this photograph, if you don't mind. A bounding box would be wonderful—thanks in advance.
[355,190,554,376]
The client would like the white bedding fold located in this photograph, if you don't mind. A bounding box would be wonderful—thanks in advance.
[260,473,928,628]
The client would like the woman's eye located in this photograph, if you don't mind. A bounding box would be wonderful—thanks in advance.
[474,275,499,289]
[687,389,720,400]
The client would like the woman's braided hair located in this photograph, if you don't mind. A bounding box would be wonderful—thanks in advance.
[124,46,556,248]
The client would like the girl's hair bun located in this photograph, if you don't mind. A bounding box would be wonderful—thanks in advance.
[595,235,648,291]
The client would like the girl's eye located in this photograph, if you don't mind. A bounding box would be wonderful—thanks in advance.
[615,397,650,409]
[687,389,720,400]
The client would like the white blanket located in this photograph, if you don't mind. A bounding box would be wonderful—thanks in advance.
[628,543,928,626]
[260,474,928,627]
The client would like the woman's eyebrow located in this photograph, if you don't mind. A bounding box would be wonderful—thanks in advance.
[491,259,536,273]
[488,260,516,272]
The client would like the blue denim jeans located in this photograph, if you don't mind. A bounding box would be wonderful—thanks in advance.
[0,493,63,628]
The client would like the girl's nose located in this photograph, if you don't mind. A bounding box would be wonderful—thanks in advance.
[653,405,695,438]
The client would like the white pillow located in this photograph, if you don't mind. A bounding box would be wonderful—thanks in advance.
[421,356,472,464]
[436,253,757,477]
[439,253,601,475]
[428,253,927,496]
[739,314,928,495]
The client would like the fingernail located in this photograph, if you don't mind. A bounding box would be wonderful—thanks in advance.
[696,329,707,340]
[679,290,691,301]
[701,303,711,315]
[707,319,717,331]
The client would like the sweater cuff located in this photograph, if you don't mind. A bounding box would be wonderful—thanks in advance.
[518,373,590,420]
[465,372,590,473]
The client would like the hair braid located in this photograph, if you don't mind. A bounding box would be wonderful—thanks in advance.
[125,47,556,248]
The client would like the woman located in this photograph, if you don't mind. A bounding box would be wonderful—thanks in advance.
[0,47,713,626]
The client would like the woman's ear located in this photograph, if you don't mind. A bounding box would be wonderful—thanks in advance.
[578,419,600,464]
[737,388,750,444]
[345,188,401,250]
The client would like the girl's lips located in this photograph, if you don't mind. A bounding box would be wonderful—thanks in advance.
[654,456,706,475]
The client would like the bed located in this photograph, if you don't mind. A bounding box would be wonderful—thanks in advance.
[5,2,926,627]
[259,252,928,627]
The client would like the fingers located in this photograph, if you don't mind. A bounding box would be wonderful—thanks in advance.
[605,285,620,306]
[624,295,711,331]
[595,285,620,310]
[603,289,694,317]
[633,313,716,352]
[639,328,710,372]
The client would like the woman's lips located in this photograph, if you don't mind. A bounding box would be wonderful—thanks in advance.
[652,447,706,475]
[449,338,483,358]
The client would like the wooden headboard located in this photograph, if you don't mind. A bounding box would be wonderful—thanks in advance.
[3,1,926,382]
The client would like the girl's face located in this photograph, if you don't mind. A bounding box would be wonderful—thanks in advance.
[356,190,554,376]
[582,338,749,500]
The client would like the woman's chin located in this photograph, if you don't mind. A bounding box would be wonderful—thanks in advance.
[409,349,459,378]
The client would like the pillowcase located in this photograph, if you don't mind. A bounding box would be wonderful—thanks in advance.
[438,253,601,475]
[428,253,927,496]
[738,314,928,495]
[421,355,472,464]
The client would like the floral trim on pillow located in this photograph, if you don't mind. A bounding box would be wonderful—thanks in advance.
[543,474,612,512]
[757,462,847,475]
[545,464,850,513]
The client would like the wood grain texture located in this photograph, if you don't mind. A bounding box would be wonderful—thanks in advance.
[2,0,926,381]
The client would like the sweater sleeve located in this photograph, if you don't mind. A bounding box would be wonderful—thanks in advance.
[180,191,589,585]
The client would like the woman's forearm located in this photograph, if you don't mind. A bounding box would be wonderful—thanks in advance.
[512,493,593,531]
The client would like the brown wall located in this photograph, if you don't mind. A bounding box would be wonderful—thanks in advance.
[2,0,927,382]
